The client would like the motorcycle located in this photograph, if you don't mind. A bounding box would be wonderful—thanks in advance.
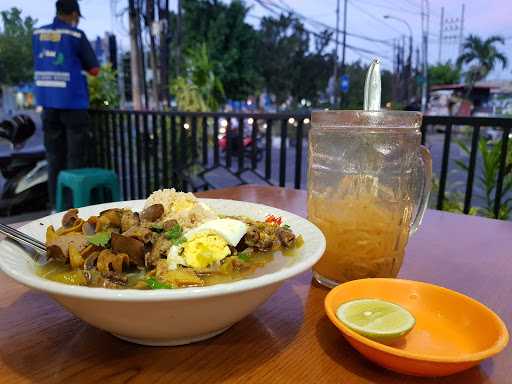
[218,117,264,162]
[0,115,48,216]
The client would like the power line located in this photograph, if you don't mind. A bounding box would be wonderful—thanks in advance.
[247,7,392,62]
[254,0,394,46]
[360,0,423,16]
[347,0,404,35]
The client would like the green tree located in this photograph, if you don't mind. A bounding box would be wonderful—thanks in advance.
[257,14,333,107]
[87,64,120,109]
[177,0,260,101]
[456,35,508,84]
[0,7,36,86]
[171,44,224,112]
[428,61,461,85]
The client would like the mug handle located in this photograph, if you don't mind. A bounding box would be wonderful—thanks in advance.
[410,145,432,235]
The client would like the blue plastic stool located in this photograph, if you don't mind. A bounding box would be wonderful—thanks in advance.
[55,168,121,212]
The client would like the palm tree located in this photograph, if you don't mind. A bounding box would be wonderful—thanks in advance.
[457,35,508,84]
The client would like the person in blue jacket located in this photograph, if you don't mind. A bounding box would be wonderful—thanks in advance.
[32,0,100,209]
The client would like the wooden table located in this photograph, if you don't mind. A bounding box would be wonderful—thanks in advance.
[0,185,510,384]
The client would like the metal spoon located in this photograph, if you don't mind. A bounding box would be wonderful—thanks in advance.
[0,222,47,261]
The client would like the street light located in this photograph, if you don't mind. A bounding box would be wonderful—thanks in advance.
[383,15,413,39]
[384,15,413,104]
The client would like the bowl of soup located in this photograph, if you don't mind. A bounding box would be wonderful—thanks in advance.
[0,191,325,345]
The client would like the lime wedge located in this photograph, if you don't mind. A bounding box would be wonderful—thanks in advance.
[336,298,415,341]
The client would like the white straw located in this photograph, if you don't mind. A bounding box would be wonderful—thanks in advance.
[363,58,381,111]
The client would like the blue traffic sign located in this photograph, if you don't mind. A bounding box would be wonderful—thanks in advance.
[340,75,349,93]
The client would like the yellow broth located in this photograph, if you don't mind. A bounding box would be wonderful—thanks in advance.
[36,247,301,289]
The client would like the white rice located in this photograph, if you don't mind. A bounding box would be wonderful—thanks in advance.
[144,188,217,229]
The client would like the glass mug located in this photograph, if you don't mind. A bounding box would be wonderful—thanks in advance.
[307,111,432,288]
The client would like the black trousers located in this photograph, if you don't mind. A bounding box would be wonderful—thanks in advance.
[43,108,90,208]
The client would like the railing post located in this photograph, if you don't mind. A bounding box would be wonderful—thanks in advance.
[135,113,143,199]
[237,117,244,174]
[463,125,480,214]
[171,115,178,187]
[152,113,160,190]
[213,117,220,166]
[126,112,135,200]
[420,120,427,146]
[437,123,452,210]
[294,119,304,189]
[265,119,272,181]
[279,118,288,187]
[202,117,208,166]
[161,114,169,188]
[251,118,258,170]
[143,113,151,196]
[494,126,511,219]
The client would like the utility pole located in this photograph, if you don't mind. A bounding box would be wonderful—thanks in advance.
[158,0,170,107]
[128,0,143,110]
[176,0,182,77]
[146,0,160,109]
[135,0,148,109]
[421,0,429,112]
[332,0,340,106]
[401,35,406,102]
[458,4,465,57]
[438,7,444,63]
[340,0,348,107]
[392,38,398,102]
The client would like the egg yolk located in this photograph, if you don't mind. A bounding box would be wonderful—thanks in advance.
[171,199,196,212]
[182,232,230,269]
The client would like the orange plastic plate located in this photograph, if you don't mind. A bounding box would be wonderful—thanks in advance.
[324,278,509,377]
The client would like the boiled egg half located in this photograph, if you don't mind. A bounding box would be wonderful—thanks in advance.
[167,218,248,270]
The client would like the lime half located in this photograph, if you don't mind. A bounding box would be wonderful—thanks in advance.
[336,298,415,341]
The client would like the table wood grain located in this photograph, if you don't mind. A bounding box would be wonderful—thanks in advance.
[0,185,510,384]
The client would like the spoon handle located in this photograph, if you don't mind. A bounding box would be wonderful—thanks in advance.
[0,223,47,255]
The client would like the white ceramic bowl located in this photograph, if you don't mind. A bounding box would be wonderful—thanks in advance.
[0,199,325,346]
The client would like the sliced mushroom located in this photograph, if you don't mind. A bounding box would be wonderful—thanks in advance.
[82,221,96,236]
[101,271,128,289]
[47,233,88,261]
[122,226,152,243]
[141,204,164,222]
[47,244,66,261]
[96,249,129,274]
[146,236,172,269]
[111,232,145,266]
[277,228,296,247]
[244,227,260,245]
[84,252,99,270]
[121,210,140,233]
[100,209,122,227]
[62,208,79,228]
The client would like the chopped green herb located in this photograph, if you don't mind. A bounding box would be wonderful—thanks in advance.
[173,236,187,246]
[86,231,111,247]
[282,224,291,230]
[164,224,186,245]
[165,223,183,240]
[238,249,252,262]
[146,277,173,289]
